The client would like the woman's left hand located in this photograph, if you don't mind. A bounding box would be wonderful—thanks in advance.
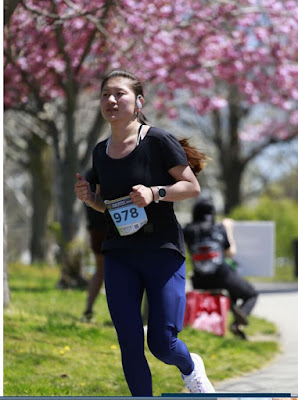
[130,185,154,207]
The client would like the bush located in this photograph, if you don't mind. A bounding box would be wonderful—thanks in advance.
[229,196,298,259]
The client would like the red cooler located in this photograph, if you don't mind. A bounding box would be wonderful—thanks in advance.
[183,290,230,336]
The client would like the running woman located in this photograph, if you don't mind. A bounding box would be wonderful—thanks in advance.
[74,69,215,396]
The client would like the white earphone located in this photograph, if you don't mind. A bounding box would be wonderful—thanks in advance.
[136,95,143,109]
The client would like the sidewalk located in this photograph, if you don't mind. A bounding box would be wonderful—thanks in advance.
[214,282,298,395]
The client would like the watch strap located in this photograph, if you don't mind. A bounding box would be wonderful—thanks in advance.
[155,186,166,203]
[154,186,161,203]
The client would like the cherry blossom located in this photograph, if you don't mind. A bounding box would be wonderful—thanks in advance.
[4,0,297,140]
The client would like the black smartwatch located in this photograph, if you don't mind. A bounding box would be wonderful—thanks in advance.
[155,186,166,203]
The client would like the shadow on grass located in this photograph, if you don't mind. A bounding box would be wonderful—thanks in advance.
[9,286,58,293]
[10,284,88,293]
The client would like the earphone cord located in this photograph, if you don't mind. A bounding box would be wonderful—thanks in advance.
[136,123,145,146]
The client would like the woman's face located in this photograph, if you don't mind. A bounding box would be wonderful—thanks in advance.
[100,77,137,123]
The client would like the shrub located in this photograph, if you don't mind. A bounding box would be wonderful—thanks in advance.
[229,196,298,259]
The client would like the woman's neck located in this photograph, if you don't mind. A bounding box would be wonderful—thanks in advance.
[106,120,143,159]
[110,120,141,143]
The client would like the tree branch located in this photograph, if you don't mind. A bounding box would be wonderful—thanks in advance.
[80,109,106,170]
[244,131,298,166]
[19,0,105,21]
[4,0,20,24]
[4,31,46,113]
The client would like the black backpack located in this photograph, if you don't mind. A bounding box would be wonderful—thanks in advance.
[188,225,225,275]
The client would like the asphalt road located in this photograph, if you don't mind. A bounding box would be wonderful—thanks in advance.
[214,282,298,396]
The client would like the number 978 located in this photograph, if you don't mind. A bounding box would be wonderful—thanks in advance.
[113,208,139,223]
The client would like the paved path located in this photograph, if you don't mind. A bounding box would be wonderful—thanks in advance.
[215,282,298,396]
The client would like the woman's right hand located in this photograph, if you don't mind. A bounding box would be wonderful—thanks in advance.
[74,173,93,203]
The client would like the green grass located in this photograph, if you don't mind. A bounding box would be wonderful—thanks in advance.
[4,262,280,396]
[274,263,298,281]
[249,262,298,283]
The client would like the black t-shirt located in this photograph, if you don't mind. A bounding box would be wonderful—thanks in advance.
[91,126,189,256]
[84,169,106,231]
[184,222,230,251]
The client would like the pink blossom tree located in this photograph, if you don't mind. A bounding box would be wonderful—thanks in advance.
[4,0,114,285]
[109,0,298,212]
[4,0,298,270]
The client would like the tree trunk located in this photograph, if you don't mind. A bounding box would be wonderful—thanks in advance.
[28,133,55,263]
[32,101,106,287]
[214,99,246,214]
[3,215,10,308]
[54,104,87,288]
[4,0,20,24]
[59,139,78,243]
[55,144,88,288]
[3,131,10,308]
[222,159,245,214]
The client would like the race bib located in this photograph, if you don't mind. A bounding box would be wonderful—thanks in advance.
[105,195,148,236]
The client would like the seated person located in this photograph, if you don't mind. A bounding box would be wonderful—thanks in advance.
[183,197,258,339]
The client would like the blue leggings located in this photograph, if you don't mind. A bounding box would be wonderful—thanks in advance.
[104,248,194,396]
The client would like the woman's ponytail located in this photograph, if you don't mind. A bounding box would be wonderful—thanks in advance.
[179,138,208,175]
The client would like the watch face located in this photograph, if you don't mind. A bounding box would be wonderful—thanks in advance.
[158,188,166,198]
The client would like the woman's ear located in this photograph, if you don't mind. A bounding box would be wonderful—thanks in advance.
[136,95,144,109]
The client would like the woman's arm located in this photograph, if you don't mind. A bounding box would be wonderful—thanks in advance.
[222,218,237,258]
[129,165,200,207]
[89,184,106,213]
[154,164,200,202]
[74,173,105,213]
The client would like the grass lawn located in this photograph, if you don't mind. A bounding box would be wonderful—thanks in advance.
[249,262,298,283]
[4,262,280,396]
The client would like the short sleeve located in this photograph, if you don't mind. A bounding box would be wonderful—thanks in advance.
[91,162,99,185]
[91,141,108,185]
[218,223,230,250]
[85,168,97,192]
[160,131,188,170]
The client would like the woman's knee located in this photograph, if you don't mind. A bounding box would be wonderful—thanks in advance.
[117,327,145,359]
[147,326,177,364]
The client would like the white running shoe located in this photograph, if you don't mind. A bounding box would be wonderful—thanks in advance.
[181,353,215,393]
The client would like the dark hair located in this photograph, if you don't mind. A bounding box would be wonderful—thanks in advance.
[179,138,208,174]
[100,69,148,124]
[193,197,215,222]
[101,69,208,174]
